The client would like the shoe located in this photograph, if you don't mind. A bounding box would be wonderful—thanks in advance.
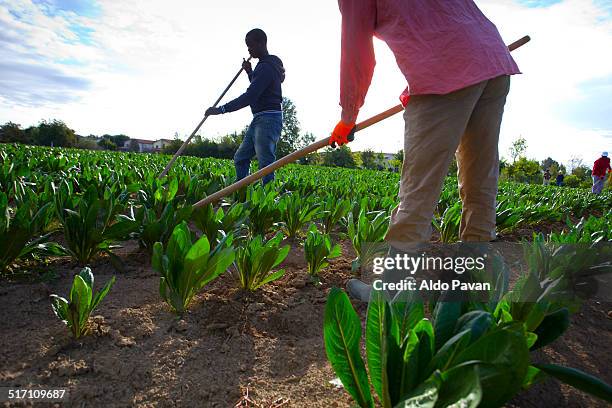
[346,279,372,302]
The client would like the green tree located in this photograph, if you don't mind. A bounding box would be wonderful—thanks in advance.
[36,120,77,147]
[541,157,558,171]
[360,149,378,169]
[375,152,386,170]
[389,149,403,172]
[109,134,129,148]
[563,174,581,188]
[25,126,39,144]
[540,157,566,179]
[277,97,315,158]
[503,156,541,184]
[509,136,527,163]
[98,137,117,150]
[128,139,141,152]
[0,122,27,143]
[323,145,356,168]
[571,165,591,182]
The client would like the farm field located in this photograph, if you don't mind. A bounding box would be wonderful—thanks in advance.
[1,144,611,407]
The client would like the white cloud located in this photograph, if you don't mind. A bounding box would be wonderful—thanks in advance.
[0,0,610,166]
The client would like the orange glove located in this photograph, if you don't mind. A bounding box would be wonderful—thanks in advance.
[329,120,356,148]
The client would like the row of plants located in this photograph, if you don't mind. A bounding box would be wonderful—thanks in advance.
[51,218,345,336]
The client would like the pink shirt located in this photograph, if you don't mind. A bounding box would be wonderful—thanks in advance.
[338,0,521,123]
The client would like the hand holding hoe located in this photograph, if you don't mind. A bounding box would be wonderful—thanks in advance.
[193,35,530,209]
[158,58,251,178]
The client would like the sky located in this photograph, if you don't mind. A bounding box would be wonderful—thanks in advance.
[0,0,611,167]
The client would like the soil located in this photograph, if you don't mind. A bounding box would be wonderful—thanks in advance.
[1,237,610,408]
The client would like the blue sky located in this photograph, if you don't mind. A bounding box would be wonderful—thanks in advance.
[0,0,610,166]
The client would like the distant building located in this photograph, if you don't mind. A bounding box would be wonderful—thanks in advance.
[130,139,155,153]
[153,139,173,152]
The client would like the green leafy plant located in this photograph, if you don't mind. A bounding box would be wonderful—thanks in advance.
[234,233,289,291]
[193,203,225,245]
[219,201,248,237]
[245,186,281,236]
[50,267,115,339]
[304,224,341,283]
[324,287,612,407]
[152,222,235,315]
[432,201,462,243]
[279,193,319,239]
[320,196,351,234]
[135,180,193,253]
[347,209,389,273]
[0,192,62,274]
[324,288,530,407]
[55,184,137,266]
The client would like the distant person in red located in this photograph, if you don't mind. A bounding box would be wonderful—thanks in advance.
[592,152,611,194]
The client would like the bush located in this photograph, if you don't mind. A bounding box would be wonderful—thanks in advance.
[563,174,581,188]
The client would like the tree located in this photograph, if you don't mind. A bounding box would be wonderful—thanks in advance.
[322,145,356,168]
[389,149,403,172]
[0,122,27,143]
[36,120,77,147]
[567,156,584,173]
[360,149,378,169]
[375,152,386,170]
[277,97,315,158]
[509,136,527,163]
[563,174,581,188]
[128,139,141,152]
[98,137,117,150]
[109,134,129,148]
[25,126,39,143]
[571,165,591,181]
[503,156,541,184]
[541,157,558,171]
[540,157,565,178]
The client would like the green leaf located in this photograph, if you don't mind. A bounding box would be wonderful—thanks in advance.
[390,289,424,343]
[366,288,392,407]
[78,267,94,289]
[532,308,570,349]
[255,269,285,289]
[534,364,612,403]
[453,323,530,407]
[454,310,493,344]
[324,288,374,408]
[522,366,548,389]
[433,301,462,351]
[50,295,69,322]
[436,364,482,408]
[394,375,440,408]
[91,276,116,312]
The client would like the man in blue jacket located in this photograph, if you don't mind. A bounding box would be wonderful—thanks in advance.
[206,28,285,184]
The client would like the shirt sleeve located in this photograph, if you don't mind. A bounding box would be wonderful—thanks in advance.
[222,63,274,113]
[338,0,376,123]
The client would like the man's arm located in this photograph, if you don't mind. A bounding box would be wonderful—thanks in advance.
[220,64,274,113]
[338,0,377,124]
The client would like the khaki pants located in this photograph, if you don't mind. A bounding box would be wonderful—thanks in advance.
[386,75,510,245]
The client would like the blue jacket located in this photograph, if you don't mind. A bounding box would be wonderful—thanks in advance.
[222,55,285,114]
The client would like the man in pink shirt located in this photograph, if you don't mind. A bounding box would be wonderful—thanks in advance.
[328,1,521,300]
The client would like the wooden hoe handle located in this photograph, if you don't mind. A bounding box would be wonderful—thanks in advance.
[159,58,252,178]
[192,35,530,208]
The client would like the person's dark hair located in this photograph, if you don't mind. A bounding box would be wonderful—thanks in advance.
[246,28,267,44]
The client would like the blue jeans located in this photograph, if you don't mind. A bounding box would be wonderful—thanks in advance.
[234,112,282,184]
